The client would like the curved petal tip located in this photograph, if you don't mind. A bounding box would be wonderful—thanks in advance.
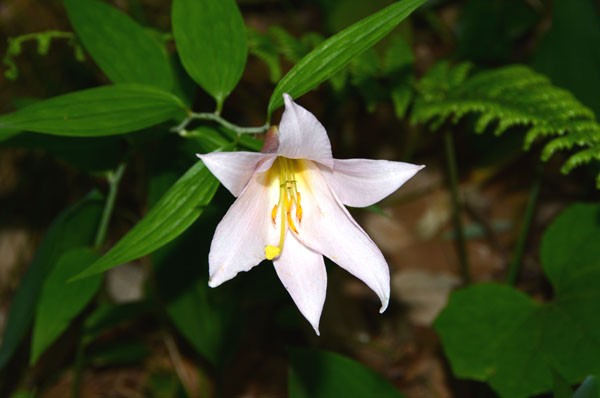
[379,296,389,314]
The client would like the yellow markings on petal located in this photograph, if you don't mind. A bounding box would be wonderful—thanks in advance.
[264,157,305,260]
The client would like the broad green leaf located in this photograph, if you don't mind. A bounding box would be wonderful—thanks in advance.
[435,203,600,398]
[552,369,573,398]
[289,348,405,398]
[0,192,103,369]
[172,0,247,106]
[75,161,219,279]
[30,248,103,364]
[268,0,426,114]
[64,0,173,91]
[0,84,187,139]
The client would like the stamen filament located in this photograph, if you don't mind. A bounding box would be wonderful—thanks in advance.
[265,158,304,260]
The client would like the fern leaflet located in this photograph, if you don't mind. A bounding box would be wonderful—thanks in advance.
[412,62,600,187]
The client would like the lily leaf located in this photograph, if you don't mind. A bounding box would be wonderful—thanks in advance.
[289,348,405,398]
[30,248,103,364]
[74,161,219,279]
[435,203,600,398]
[64,0,174,91]
[0,84,187,139]
[0,192,103,369]
[172,0,247,107]
[268,0,426,114]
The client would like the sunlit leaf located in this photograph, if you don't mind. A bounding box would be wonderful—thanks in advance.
[0,84,187,139]
[74,161,219,279]
[289,348,405,398]
[30,248,103,364]
[172,0,247,106]
[64,0,174,91]
[435,203,600,398]
[268,0,426,113]
[0,192,103,369]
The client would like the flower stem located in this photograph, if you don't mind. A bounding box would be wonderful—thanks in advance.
[506,161,544,285]
[172,112,269,136]
[71,335,85,398]
[443,130,471,284]
[94,163,126,249]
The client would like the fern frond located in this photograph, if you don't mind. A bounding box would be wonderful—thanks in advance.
[412,63,600,184]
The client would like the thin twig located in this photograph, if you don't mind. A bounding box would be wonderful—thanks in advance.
[172,112,269,135]
[94,163,126,249]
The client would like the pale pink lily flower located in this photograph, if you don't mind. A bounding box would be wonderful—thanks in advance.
[197,94,424,335]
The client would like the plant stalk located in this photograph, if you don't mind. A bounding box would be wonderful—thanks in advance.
[506,161,544,285]
[93,163,126,249]
[172,112,269,135]
[444,130,471,284]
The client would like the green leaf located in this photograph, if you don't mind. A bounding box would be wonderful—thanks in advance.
[75,161,219,279]
[268,0,426,114]
[435,203,600,398]
[172,0,247,106]
[574,376,599,398]
[30,248,103,364]
[552,369,573,398]
[64,0,174,91]
[289,348,405,398]
[0,192,103,369]
[0,84,187,138]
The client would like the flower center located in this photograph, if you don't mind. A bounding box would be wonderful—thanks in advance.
[265,157,303,260]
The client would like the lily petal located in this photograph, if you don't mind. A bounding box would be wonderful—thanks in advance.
[321,159,424,208]
[208,171,278,287]
[273,233,327,335]
[278,94,334,167]
[294,160,390,312]
[197,151,271,197]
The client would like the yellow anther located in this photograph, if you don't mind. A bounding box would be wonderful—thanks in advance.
[271,205,278,224]
[287,211,298,233]
[265,245,281,260]
[296,192,303,222]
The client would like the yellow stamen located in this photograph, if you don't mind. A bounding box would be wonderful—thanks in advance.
[264,157,304,260]
[296,192,303,222]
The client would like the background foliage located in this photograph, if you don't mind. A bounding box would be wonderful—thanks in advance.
[1,0,599,397]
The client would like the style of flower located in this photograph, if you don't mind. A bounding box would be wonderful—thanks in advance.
[197,94,424,335]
